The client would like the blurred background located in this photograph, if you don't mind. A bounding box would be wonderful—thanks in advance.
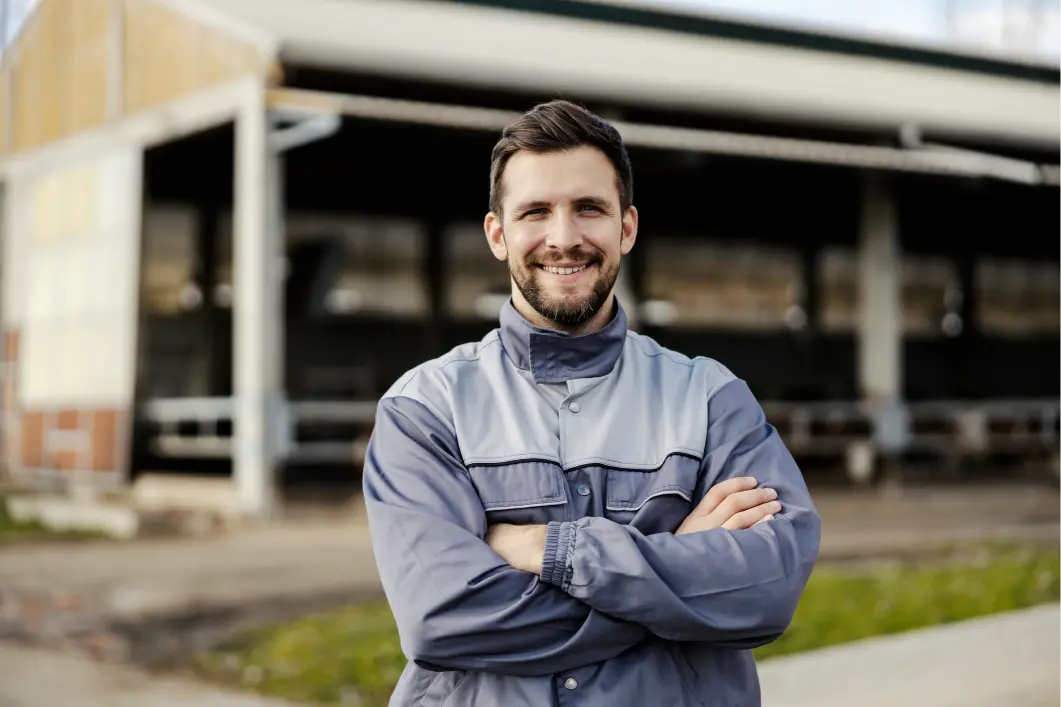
[0,1,1057,706]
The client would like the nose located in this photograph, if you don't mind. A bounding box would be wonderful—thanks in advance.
[543,210,583,250]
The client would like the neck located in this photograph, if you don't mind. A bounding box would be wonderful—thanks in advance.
[511,290,617,337]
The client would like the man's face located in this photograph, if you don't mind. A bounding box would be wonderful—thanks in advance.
[484,145,637,331]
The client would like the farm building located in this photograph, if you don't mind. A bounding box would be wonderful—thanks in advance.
[0,0,1058,520]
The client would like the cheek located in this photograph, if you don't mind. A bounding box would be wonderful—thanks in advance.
[504,233,540,264]
[586,231,622,260]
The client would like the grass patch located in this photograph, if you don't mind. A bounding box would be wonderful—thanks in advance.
[196,601,405,707]
[196,545,1060,706]
[0,499,53,540]
[0,497,104,542]
[755,544,1059,659]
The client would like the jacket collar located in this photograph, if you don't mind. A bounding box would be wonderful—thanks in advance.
[498,297,627,383]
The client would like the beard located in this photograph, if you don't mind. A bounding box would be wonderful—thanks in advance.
[509,245,619,328]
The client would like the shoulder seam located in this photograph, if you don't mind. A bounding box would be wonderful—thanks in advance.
[381,397,469,479]
[438,334,501,373]
[706,374,741,406]
[625,332,740,402]
[382,390,457,441]
[394,331,500,396]
[625,331,696,368]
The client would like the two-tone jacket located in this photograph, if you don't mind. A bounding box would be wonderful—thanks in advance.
[363,299,821,707]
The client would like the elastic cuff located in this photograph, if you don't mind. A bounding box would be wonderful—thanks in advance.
[540,521,574,588]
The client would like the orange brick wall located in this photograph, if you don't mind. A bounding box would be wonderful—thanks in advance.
[2,327,126,477]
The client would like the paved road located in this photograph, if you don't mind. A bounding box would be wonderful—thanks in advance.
[0,520,380,620]
[0,641,303,707]
[759,603,1060,707]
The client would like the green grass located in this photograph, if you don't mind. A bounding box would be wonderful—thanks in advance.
[195,545,1060,707]
[755,544,1059,659]
[0,498,104,542]
[0,499,53,540]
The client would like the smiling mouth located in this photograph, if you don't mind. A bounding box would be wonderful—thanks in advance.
[539,264,590,275]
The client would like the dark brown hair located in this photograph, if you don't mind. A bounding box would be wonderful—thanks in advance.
[489,100,633,216]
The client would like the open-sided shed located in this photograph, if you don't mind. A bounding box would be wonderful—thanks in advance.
[1,0,1057,516]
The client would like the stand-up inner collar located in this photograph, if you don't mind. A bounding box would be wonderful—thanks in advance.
[498,298,627,383]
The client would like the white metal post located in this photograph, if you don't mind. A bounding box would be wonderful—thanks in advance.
[233,80,284,518]
[857,173,907,454]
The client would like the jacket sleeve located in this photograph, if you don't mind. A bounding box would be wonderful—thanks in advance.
[362,393,649,676]
[539,378,821,648]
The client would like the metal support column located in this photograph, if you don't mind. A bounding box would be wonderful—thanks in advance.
[233,81,286,518]
[857,174,908,456]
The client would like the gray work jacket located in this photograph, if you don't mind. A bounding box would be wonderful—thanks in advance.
[363,299,821,707]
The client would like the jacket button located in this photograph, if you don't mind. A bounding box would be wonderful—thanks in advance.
[564,677,578,690]
[576,484,591,497]
[568,401,581,413]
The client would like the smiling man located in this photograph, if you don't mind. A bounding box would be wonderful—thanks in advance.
[363,100,821,707]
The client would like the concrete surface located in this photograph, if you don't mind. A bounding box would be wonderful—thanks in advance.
[0,604,1055,707]
[0,519,380,619]
[0,484,1055,637]
[759,603,1061,707]
[1,477,1058,706]
[0,642,305,707]
[812,483,1059,560]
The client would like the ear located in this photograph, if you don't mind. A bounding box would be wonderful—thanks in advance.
[620,205,638,256]
[484,212,508,261]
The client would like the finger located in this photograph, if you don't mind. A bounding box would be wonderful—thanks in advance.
[752,513,775,527]
[693,476,758,516]
[714,487,777,520]
[722,502,781,530]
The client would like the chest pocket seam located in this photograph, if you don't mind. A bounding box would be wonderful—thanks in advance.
[482,496,567,511]
[606,484,693,512]
[604,454,701,517]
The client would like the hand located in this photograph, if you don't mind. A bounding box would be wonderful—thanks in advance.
[485,523,548,575]
[675,476,780,536]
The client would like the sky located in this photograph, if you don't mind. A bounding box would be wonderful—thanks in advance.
[631,0,1060,63]
[1,0,36,48]
[1,0,1058,64]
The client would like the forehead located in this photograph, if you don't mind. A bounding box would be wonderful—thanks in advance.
[501,145,619,207]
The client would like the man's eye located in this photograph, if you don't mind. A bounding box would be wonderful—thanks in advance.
[578,204,603,213]
[523,208,547,217]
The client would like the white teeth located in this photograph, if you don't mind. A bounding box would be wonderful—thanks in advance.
[543,265,587,275]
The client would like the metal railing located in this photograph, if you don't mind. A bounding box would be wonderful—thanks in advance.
[139,396,1060,476]
[140,397,378,464]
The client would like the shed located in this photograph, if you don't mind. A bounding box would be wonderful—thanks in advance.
[1,0,1057,517]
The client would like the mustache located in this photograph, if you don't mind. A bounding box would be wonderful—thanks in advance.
[528,249,603,267]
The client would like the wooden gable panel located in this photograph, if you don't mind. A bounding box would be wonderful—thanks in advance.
[1,0,272,156]
[123,0,270,116]
[9,0,114,154]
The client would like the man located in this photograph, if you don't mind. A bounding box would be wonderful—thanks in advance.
[363,100,821,707]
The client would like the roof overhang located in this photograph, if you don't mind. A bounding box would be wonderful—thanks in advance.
[198,0,1061,152]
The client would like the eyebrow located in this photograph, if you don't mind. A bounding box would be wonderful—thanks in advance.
[512,195,615,216]
[512,200,551,216]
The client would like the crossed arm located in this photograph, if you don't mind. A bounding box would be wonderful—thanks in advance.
[362,379,821,677]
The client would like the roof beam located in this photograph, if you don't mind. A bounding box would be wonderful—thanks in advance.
[266,88,1060,187]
